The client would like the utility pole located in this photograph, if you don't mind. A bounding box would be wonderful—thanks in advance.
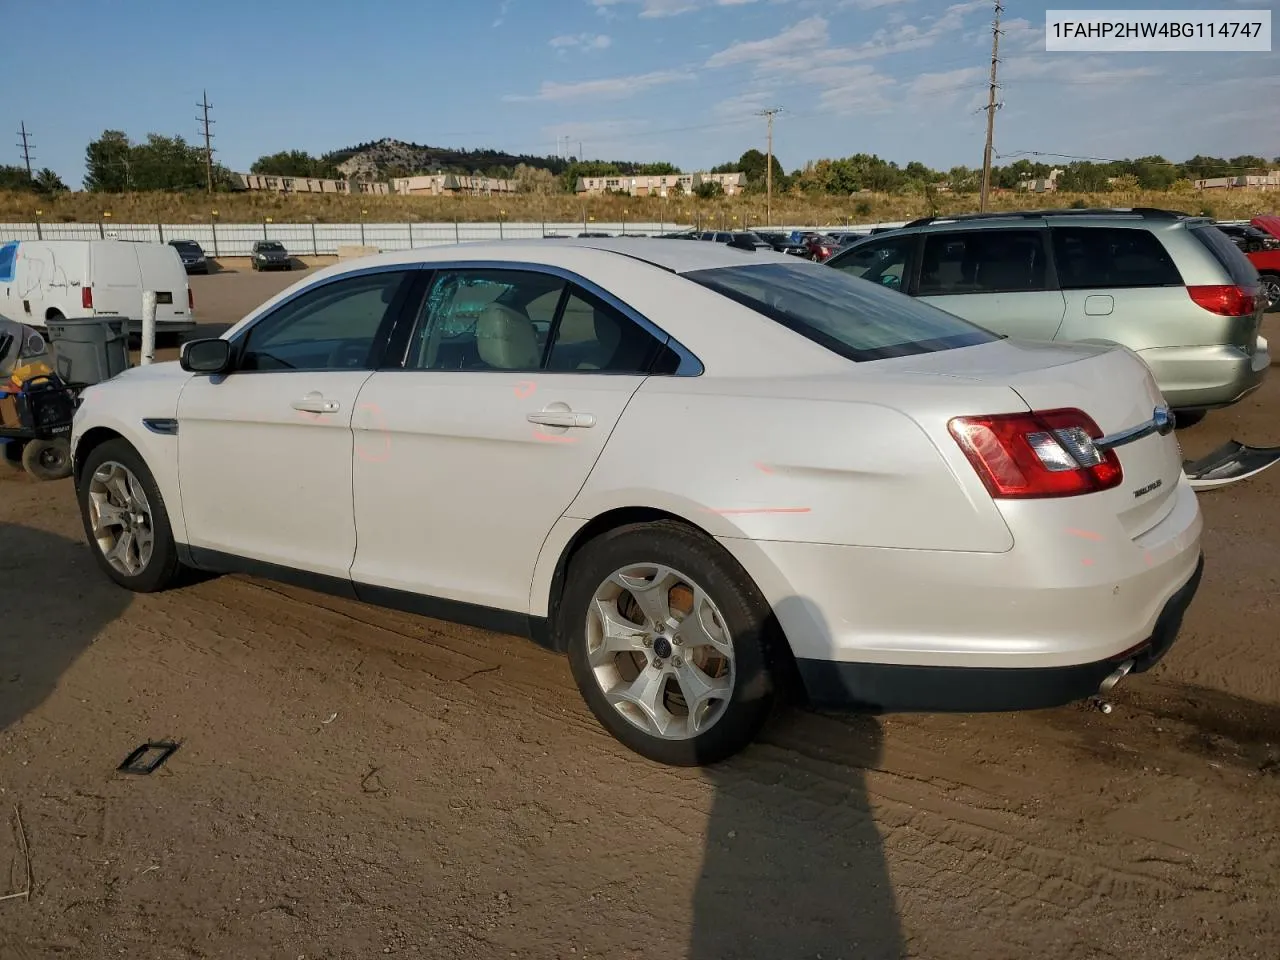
[16,122,34,179]
[197,90,215,194]
[756,106,783,226]
[978,0,1004,212]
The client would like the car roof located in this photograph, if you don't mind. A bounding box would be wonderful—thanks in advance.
[322,237,801,275]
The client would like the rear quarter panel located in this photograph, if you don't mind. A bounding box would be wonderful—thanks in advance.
[568,374,1021,553]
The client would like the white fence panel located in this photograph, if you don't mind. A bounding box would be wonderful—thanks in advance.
[0,219,906,253]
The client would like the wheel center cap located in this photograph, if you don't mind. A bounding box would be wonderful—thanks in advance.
[652,636,673,659]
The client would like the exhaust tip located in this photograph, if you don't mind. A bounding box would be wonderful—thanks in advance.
[1099,658,1135,694]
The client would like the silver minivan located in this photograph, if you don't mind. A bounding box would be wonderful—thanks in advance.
[826,208,1269,422]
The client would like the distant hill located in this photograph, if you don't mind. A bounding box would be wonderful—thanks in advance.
[325,139,574,180]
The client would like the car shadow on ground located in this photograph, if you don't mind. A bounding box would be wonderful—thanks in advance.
[689,598,905,960]
[0,522,130,732]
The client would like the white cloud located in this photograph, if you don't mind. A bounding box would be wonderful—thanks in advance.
[838,0,914,9]
[504,68,696,102]
[705,16,829,67]
[809,64,897,113]
[549,33,613,50]
[906,65,986,102]
[592,0,760,16]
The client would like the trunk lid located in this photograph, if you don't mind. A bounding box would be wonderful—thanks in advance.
[876,338,1185,538]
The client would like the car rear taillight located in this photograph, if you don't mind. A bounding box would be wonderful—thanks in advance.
[81,286,93,310]
[949,408,1123,499]
[818,246,831,259]
[1187,284,1257,316]
[188,287,194,310]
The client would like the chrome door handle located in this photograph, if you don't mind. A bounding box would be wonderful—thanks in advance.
[292,395,340,414]
[527,410,596,428]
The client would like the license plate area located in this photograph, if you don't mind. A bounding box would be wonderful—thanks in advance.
[155,292,173,305]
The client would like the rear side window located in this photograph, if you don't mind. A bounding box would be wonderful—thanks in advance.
[1190,224,1260,286]
[685,261,999,363]
[828,235,916,294]
[918,229,1050,295]
[1051,227,1182,289]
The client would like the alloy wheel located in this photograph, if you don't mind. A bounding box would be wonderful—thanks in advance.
[87,460,155,577]
[586,564,735,740]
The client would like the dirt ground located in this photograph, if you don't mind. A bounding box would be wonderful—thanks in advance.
[3,266,1280,959]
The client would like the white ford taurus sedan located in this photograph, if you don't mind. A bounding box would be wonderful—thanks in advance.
[71,238,1204,765]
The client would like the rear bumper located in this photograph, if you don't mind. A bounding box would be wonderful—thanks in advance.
[1139,339,1270,409]
[797,552,1204,712]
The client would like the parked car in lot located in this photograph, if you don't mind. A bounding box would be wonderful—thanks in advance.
[0,238,195,334]
[169,238,210,274]
[251,240,292,271]
[754,231,811,257]
[1241,217,1280,312]
[800,233,840,262]
[1214,222,1279,254]
[826,208,1269,423]
[70,238,1204,766]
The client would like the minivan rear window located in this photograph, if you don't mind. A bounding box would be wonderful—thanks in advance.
[1190,223,1260,286]
[1050,227,1183,289]
[685,261,1000,363]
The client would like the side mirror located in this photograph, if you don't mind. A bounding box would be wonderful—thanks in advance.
[180,338,232,374]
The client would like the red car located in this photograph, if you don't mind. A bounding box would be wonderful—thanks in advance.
[1247,217,1280,312]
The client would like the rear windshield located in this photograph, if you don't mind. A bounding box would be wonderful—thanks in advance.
[685,261,1000,362]
[1192,224,1260,286]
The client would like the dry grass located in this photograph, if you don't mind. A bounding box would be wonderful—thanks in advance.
[2,188,1276,226]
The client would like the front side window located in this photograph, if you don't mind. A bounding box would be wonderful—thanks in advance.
[239,270,413,371]
[917,229,1049,295]
[828,235,916,292]
[685,261,999,363]
[1051,227,1183,289]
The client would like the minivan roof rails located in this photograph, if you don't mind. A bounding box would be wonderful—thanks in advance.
[901,207,1190,229]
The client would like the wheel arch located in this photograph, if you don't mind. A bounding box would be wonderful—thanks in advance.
[538,505,804,698]
[73,426,127,487]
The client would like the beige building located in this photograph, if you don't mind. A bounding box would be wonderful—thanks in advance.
[1194,172,1280,191]
[236,173,390,195]
[392,174,516,196]
[575,170,745,197]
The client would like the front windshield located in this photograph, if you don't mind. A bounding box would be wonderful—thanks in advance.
[684,261,999,362]
[259,242,284,252]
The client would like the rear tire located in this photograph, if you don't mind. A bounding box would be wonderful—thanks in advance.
[560,520,780,766]
[76,438,184,593]
[1259,273,1280,313]
[22,438,71,481]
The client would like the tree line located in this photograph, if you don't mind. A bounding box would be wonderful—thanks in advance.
[6,129,1277,197]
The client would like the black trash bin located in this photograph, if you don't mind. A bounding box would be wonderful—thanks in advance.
[45,317,130,388]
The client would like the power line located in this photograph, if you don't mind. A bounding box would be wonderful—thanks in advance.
[755,106,783,225]
[16,122,34,178]
[978,0,1004,212]
[197,90,215,194]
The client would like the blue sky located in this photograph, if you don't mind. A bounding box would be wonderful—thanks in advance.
[4,0,1277,187]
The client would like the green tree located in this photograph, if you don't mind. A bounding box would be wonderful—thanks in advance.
[715,149,788,193]
[695,180,724,199]
[637,162,680,175]
[84,130,132,191]
[251,149,341,179]
[34,168,68,193]
[0,165,35,191]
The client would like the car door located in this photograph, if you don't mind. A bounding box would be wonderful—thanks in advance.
[176,266,420,580]
[913,228,1066,341]
[349,265,670,616]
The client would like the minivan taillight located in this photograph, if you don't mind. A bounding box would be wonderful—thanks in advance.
[81,286,93,310]
[949,408,1123,499]
[188,287,194,310]
[1187,284,1257,317]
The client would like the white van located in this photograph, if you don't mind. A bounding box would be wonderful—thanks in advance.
[0,239,195,334]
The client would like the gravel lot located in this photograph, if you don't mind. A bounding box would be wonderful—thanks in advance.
[3,264,1279,959]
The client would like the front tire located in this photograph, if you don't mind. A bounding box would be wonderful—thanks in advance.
[560,520,780,766]
[76,438,184,592]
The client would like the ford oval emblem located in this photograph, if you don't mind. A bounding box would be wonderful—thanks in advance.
[1154,406,1174,435]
